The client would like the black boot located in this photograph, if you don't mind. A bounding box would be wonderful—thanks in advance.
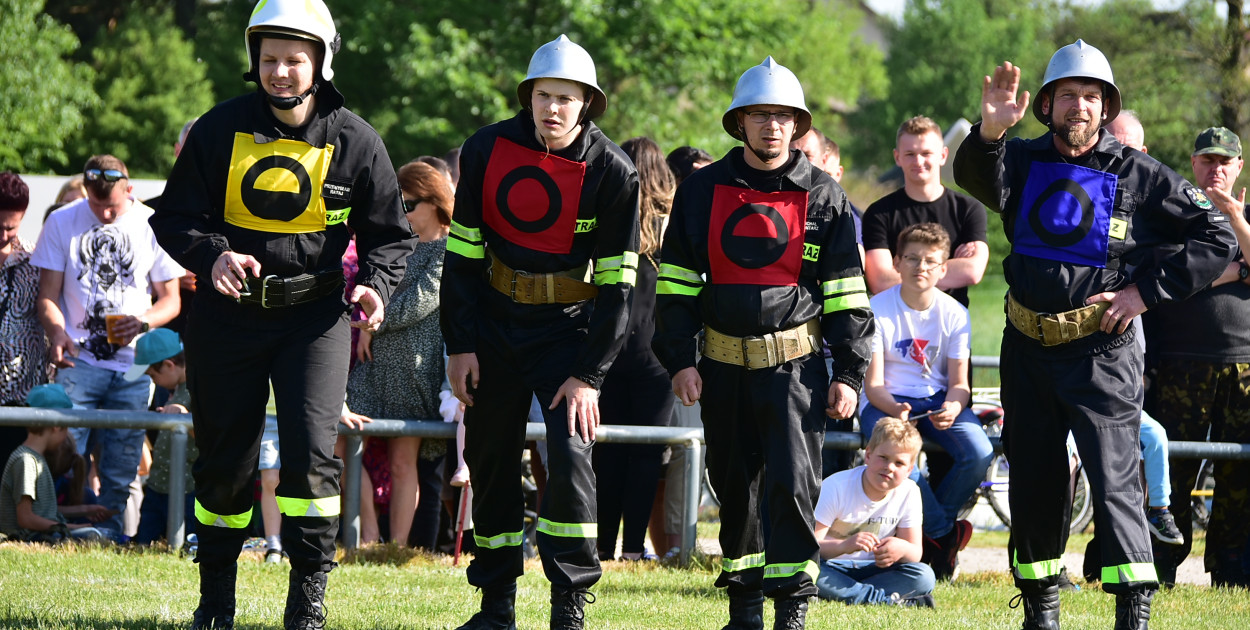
[284,570,328,630]
[772,597,809,630]
[550,587,594,630]
[191,562,236,630]
[456,583,518,630]
[721,591,764,630]
[1009,588,1060,630]
[1114,589,1154,630]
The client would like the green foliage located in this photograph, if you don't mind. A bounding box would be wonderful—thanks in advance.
[847,0,1057,169]
[1052,0,1223,173]
[68,6,216,178]
[0,0,97,172]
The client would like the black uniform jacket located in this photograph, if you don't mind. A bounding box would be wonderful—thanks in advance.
[652,148,874,391]
[151,86,415,323]
[954,124,1235,315]
[440,111,641,389]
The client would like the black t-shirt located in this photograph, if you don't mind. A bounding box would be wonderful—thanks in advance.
[862,187,988,306]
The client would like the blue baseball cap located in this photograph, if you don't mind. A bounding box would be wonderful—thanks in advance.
[26,384,73,409]
[124,328,183,381]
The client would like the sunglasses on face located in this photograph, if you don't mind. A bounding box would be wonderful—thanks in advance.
[403,198,423,212]
[84,169,127,183]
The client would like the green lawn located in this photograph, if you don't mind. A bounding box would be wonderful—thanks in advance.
[1,544,1245,629]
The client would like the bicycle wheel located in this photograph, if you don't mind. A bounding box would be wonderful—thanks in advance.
[986,454,1012,528]
[1069,465,1093,535]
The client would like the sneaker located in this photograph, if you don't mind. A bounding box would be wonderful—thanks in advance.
[1147,508,1184,545]
[899,593,936,609]
[265,549,285,564]
[928,520,973,581]
[1056,568,1081,592]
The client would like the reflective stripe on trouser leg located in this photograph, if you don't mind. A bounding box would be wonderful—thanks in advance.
[462,334,541,590]
[195,499,254,529]
[700,354,825,599]
[537,380,602,589]
[275,496,341,518]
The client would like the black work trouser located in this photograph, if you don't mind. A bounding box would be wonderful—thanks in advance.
[700,353,827,600]
[463,316,600,590]
[1000,329,1157,595]
[186,303,348,575]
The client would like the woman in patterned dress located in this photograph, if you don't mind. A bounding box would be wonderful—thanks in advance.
[346,161,452,545]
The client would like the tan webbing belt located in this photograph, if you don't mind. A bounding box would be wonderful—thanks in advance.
[1006,293,1110,347]
[486,250,598,305]
[702,320,822,369]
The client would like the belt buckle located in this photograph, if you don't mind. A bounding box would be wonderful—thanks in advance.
[1034,310,1053,345]
[741,335,761,369]
[511,269,531,302]
[259,274,279,308]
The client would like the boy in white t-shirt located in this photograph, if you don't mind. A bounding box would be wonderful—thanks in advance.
[814,417,935,606]
[860,223,993,581]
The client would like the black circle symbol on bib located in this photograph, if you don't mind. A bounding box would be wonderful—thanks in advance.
[721,203,790,269]
[495,166,562,234]
[1028,178,1094,248]
[240,156,312,222]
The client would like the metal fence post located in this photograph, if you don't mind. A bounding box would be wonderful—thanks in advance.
[167,424,188,550]
[342,434,363,549]
[680,438,702,567]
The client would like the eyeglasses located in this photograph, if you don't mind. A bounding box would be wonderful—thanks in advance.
[744,110,795,124]
[901,255,944,270]
[84,169,127,183]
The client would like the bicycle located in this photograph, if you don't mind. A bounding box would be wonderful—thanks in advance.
[958,389,1095,535]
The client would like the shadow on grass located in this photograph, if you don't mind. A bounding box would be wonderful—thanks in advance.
[0,613,182,630]
[339,541,442,567]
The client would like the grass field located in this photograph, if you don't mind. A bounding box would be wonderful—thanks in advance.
[0,544,1246,630]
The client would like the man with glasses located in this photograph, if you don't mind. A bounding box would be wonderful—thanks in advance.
[30,154,184,539]
[954,41,1234,629]
[653,57,873,630]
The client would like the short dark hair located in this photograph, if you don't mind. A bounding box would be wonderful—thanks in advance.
[666,146,714,186]
[83,154,129,199]
[0,172,30,212]
[896,222,951,257]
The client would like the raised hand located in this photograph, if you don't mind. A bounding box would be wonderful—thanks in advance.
[981,61,1031,141]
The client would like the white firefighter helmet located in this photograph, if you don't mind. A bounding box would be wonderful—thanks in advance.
[1033,39,1121,126]
[517,34,608,121]
[245,0,341,82]
[722,57,812,141]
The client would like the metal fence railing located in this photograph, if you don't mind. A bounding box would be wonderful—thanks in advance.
[3,355,1247,566]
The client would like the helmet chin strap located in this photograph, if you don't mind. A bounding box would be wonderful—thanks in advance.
[267,82,320,111]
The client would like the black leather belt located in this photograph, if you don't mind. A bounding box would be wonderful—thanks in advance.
[238,271,344,308]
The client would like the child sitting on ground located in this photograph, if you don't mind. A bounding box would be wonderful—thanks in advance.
[0,384,111,542]
[814,416,935,607]
[860,222,994,580]
[124,329,199,546]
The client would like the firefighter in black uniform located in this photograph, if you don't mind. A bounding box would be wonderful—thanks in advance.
[953,40,1235,630]
[652,57,874,630]
[150,2,415,629]
[440,35,639,630]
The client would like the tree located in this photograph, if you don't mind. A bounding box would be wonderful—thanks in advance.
[847,0,1057,169]
[68,5,217,177]
[0,0,97,172]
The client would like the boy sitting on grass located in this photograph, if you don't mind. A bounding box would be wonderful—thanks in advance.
[859,222,993,580]
[813,416,935,607]
[0,384,111,542]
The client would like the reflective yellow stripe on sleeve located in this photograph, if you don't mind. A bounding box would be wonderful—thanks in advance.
[275,495,341,518]
[593,251,639,286]
[535,518,598,538]
[821,276,869,314]
[763,560,820,581]
[474,529,526,549]
[448,221,485,259]
[194,499,253,529]
[656,263,703,297]
[722,552,766,573]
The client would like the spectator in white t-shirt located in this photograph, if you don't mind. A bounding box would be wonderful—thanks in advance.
[859,223,993,581]
[31,155,184,539]
[813,417,935,607]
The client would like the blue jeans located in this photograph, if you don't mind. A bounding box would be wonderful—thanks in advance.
[58,362,152,535]
[1139,411,1171,508]
[861,392,994,538]
[816,559,935,604]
